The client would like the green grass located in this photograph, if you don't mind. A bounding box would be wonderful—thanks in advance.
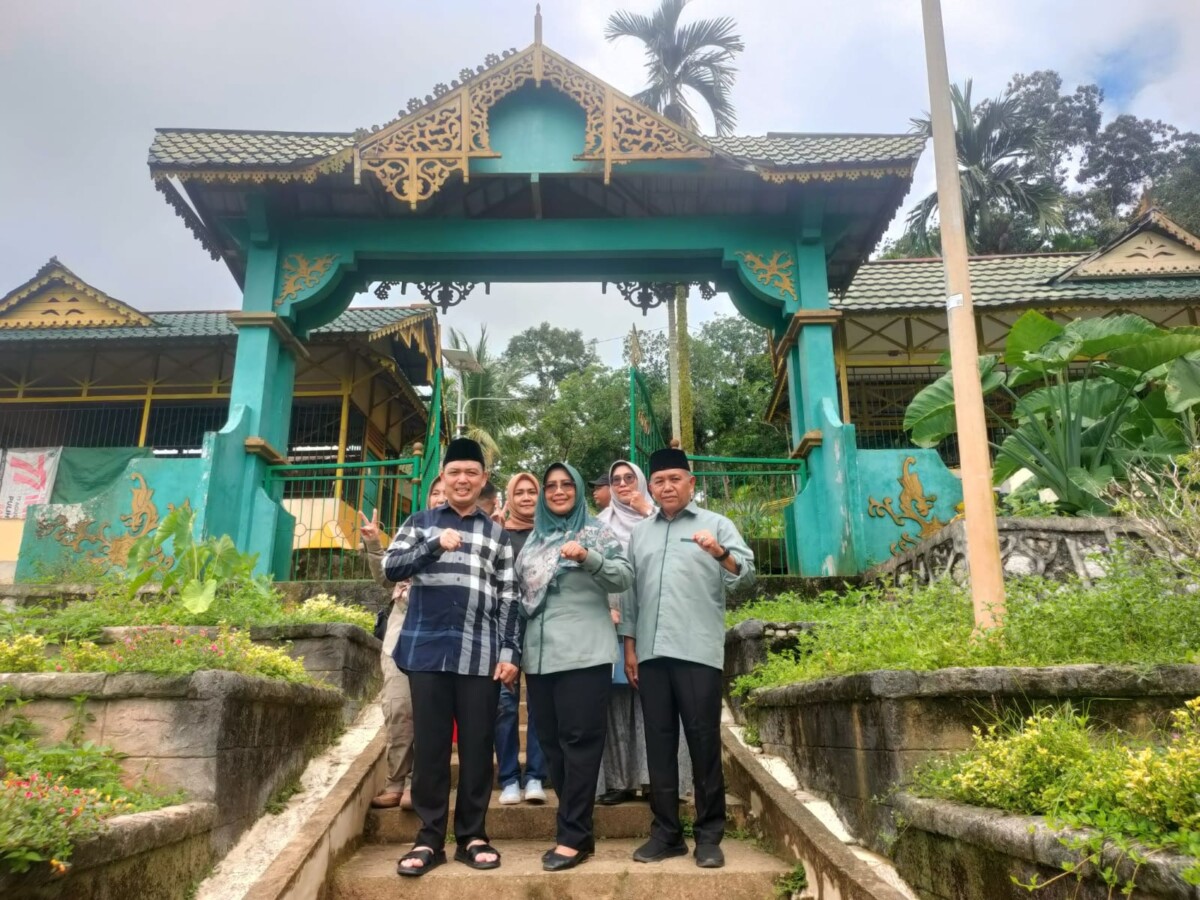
[731,547,1200,696]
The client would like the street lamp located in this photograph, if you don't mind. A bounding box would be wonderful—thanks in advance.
[441,347,484,439]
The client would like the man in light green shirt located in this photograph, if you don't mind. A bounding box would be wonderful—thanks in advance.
[618,447,754,869]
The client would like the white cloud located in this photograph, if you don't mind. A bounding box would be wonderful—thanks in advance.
[0,0,1193,351]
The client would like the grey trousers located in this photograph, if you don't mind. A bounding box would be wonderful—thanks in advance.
[381,601,414,793]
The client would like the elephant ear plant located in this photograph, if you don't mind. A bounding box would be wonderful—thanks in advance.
[904,311,1200,514]
[124,506,269,614]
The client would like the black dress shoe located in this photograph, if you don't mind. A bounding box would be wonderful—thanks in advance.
[596,788,637,806]
[632,838,688,863]
[543,849,591,871]
[694,843,725,868]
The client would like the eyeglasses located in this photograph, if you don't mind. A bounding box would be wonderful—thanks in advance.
[544,481,576,492]
[611,474,637,485]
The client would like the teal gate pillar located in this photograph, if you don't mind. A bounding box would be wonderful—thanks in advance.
[783,240,859,576]
[203,234,305,577]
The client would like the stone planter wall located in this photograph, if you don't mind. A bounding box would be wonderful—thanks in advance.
[892,794,1200,900]
[0,670,344,852]
[97,623,383,724]
[866,516,1146,587]
[0,802,217,900]
[740,664,1200,854]
[275,580,392,617]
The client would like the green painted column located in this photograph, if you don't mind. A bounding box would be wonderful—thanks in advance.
[206,239,302,576]
[787,240,859,576]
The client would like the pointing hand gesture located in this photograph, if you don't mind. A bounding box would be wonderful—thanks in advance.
[560,540,588,563]
[438,528,463,552]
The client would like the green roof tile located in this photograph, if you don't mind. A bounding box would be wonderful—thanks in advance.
[835,254,1200,311]
[149,128,922,172]
[0,306,429,343]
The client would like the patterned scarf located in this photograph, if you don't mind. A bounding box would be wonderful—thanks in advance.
[515,462,624,618]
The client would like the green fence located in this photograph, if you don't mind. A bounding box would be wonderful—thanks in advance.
[265,456,421,581]
[627,367,805,574]
[691,455,805,575]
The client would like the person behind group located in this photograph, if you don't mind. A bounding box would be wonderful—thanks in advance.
[620,447,755,869]
[590,473,611,511]
[516,462,633,871]
[385,438,522,877]
[358,476,446,812]
[479,480,503,524]
[594,459,692,806]
[494,472,548,806]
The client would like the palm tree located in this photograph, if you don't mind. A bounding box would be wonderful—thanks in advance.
[907,80,1065,255]
[606,0,743,451]
[447,326,524,469]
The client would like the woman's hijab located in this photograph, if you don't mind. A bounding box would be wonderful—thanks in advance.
[502,472,538,532]
[597,459,651,546]
[515,462,622,617]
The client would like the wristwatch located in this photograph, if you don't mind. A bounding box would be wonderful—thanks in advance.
[714,546,731,562]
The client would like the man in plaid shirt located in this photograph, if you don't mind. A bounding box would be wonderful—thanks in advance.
[385,438,522,876]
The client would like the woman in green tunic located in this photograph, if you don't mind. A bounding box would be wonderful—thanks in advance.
[517,462,633,871]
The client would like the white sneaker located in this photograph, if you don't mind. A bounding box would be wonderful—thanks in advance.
[523,779,547,804]
[499,783,522,805]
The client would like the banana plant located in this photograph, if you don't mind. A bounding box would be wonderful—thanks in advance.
[124,506,262,613]
[904,311,1200,513]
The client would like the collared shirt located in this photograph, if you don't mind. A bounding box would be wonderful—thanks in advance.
[384,503,522,675]
[618,501,755,670]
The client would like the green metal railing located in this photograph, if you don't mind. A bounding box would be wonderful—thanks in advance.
[691,455,806,575]
[265,456,422,581]
[626,367,805,574]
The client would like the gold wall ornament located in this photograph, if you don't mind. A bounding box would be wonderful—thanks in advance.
[354,42,713,207]
[867,456,949,555]
[737,250,798,302]
[274,253,340,308]
[155,147,354,186]
[36,473,189,568]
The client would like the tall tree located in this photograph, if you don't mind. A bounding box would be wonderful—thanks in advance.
[606,0,743,452]
[446,326,524,469]
[906,80,1065,254]
[502,323,599,404]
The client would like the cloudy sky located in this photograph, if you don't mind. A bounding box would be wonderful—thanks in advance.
[1,0,1195,365]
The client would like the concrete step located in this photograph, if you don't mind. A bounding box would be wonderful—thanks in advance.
[330,838,789,900]
[368,790,746,843]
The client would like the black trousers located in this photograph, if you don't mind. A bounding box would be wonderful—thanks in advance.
[407,671,500,851]
[526,664,611,850]
[638,657,726,846]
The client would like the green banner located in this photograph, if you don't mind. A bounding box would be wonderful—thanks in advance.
[50,447,153,504]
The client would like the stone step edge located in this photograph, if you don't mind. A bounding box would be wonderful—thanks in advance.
[241,723,388,900]
[721,723,913,900]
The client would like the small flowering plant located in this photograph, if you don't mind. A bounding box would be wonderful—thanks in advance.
[0,772,136,874]
[0,697,178,876]
[57,625,310,683]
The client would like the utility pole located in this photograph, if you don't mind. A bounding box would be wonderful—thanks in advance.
[667,295,682,445]
[920,0,1006,629]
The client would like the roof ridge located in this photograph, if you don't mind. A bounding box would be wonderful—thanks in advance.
[154,127,354,138]
[761,131,920,139]
[866,251,1089,265]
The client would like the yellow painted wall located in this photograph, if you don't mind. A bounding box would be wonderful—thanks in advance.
[0,519,25,583]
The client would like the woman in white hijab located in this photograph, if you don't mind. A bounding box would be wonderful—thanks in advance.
[594,460,693,805]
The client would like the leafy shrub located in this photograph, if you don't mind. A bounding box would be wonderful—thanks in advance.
[912,700,1200,889]
[57,626,310,684]
[278,594,375,631]
[0,695,177,874]
[730,548,1200,695]
[0,635,47,673]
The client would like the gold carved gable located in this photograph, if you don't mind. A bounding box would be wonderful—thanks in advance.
[1071,231,1200,279]
[0,260,154,330]
[354,42,713,208]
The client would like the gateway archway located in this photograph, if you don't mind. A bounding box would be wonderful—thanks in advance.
[145,14,960,576]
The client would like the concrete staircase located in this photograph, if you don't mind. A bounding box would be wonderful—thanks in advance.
[328,696,789,899]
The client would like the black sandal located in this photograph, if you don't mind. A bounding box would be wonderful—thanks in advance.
[396,846,446,877]
[455,841,501,870]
